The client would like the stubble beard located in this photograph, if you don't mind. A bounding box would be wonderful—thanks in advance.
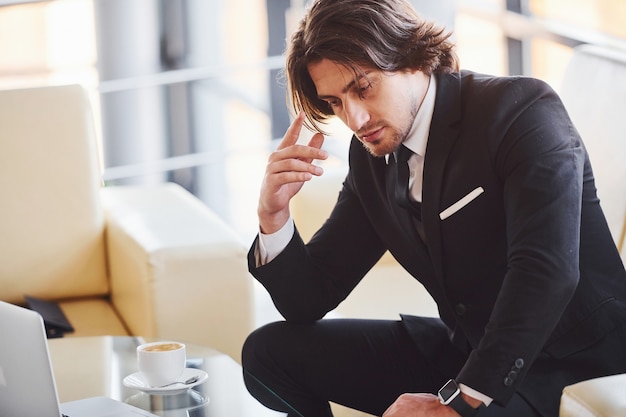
[360,93,422,158]
[360,127,405,157]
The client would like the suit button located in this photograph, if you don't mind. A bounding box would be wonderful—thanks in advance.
[455,303,467,316]
[504,377,514,387]
[507,370,518,380]
[515,358,525,369]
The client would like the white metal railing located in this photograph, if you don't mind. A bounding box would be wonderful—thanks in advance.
[97,55,286,94]
[457,0,626,50]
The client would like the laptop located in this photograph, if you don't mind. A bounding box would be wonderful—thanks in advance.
[0,300,158,417]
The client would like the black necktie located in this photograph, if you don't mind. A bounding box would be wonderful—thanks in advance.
[394,145,422,221]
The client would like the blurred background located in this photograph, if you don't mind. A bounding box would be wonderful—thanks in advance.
[0,0,624,243]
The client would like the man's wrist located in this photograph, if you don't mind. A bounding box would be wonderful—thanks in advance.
[256,217,294,266]
[460,392,483,409]
[438,379,484,417]
[459,383,493,407]
[258,208,291,235]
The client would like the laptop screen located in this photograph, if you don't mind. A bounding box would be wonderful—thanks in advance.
[0,301,64,417]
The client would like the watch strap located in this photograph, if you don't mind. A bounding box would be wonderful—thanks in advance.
[448,393,482,417]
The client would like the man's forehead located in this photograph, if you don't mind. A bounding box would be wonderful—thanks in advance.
[308,59,373,94]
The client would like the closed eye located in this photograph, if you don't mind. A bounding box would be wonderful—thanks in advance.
[318,75,374,111]
[357,83,372,99]
[326,98,341,107]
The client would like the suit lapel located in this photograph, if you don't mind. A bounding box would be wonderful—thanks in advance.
[422,72,463,281]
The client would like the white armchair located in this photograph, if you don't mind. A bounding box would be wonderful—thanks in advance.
[558,44,626,417]
[0,84,253,361]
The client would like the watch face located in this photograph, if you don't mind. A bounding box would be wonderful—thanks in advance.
[438,379,460,405]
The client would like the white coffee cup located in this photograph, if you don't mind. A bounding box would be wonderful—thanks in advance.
[137,341,186,387]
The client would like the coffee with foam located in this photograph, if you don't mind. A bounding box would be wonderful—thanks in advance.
[141,342,183,352]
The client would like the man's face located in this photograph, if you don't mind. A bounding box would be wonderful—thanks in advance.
[307,58,429,157]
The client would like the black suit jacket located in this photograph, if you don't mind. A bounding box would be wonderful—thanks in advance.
[249,71,626,415]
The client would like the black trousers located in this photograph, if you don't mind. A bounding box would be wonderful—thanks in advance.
[242,318,541,417]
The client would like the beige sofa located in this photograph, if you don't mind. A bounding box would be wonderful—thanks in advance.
[0,84,254,362]
[291,44,626,416]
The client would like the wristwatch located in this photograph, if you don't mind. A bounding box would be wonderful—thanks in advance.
[438,379,482,417]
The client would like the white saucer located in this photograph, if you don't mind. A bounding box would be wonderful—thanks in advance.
[123,368,208,395]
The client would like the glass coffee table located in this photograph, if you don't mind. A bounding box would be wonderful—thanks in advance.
[48,336,285,417]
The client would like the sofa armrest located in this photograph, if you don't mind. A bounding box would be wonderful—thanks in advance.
[560,373,626,416]
[101,183,253,361]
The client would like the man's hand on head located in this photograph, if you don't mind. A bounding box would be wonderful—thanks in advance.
[257,111,327,234]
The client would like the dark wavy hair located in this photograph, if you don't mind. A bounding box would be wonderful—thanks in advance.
[285,0,459,132]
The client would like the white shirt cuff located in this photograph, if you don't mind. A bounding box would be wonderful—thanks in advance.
[255,217,295,266]
[459,383,493,407]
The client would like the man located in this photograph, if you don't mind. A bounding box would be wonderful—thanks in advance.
[242,0,626,416]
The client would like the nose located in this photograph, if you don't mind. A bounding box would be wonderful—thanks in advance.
[343,98,369,132]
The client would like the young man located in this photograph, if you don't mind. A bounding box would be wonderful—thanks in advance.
[242,0,626,416]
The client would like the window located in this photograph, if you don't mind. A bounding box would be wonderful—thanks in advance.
[530,0,626,39]
[1,0,625,240]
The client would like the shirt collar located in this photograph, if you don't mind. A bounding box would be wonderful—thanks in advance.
[404,74,436,156]
[385,74,437,163]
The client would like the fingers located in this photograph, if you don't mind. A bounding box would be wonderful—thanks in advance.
[270,112,328,166]
[257,114,327,233]
[276,111,306,151]
[266,158,322,182]
[308,131,325,150]
[301,132,325,164]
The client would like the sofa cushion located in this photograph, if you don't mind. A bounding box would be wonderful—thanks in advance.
[59,298,129,337]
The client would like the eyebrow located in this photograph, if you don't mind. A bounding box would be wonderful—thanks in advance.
[317,73,368,101]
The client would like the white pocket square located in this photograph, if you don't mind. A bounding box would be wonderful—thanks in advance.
[439,187,485,220]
